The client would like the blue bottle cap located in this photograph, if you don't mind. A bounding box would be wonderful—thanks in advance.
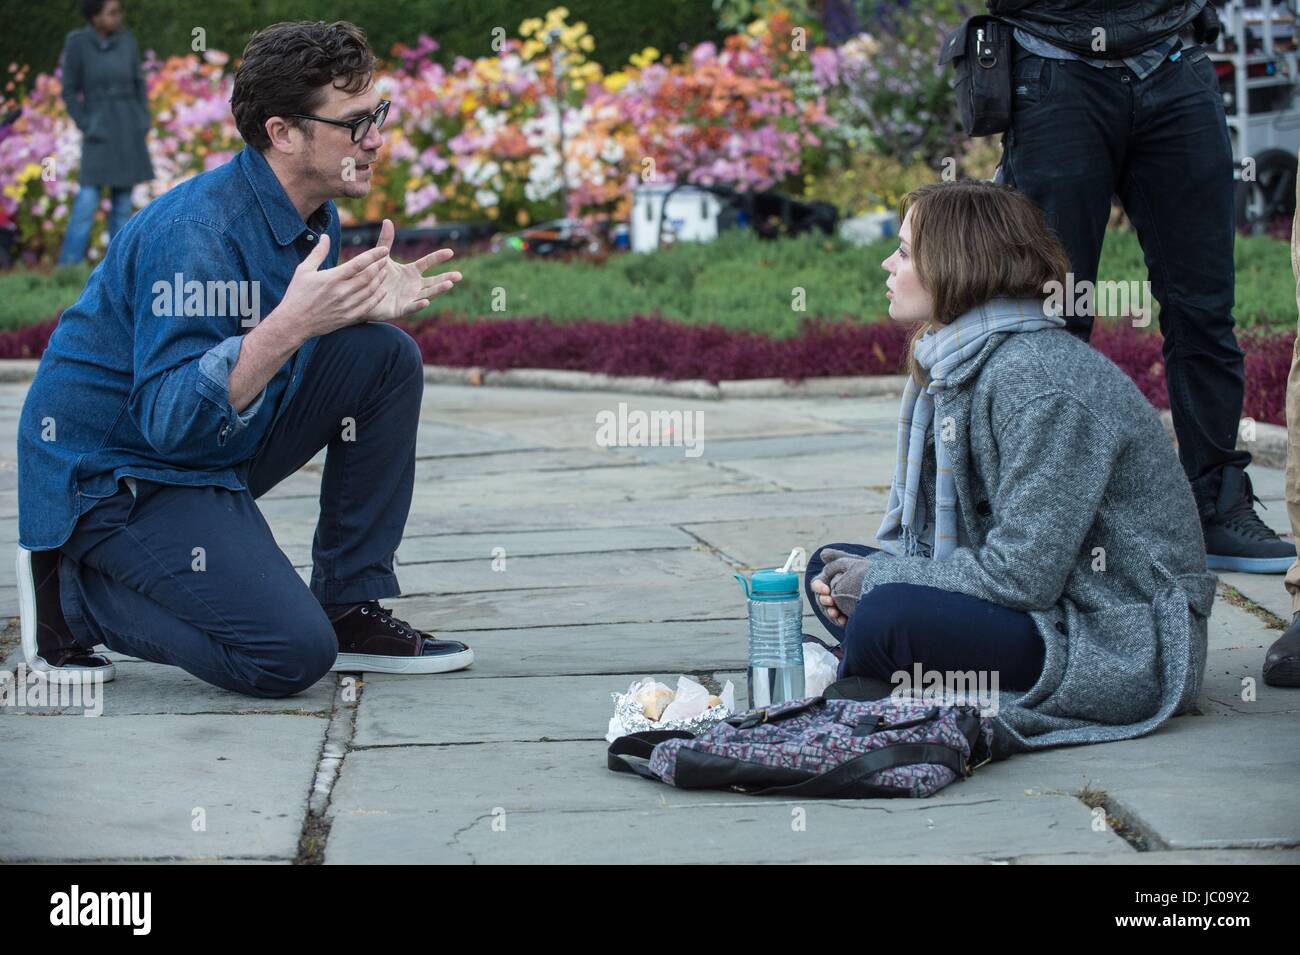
[748,568,800,600]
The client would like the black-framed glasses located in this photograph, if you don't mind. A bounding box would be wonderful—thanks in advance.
[287,99,390,143]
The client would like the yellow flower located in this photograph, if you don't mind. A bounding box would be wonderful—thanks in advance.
[747,19,769,37]
[603,72,629,92]
[579,35,594,52]
[522,39,546,60]
[519,17,543,37]
[461,92,478,112]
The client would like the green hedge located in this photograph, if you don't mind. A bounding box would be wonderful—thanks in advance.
[6,0,726,80]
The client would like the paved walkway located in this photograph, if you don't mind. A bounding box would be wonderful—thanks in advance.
[1,381,1298,863]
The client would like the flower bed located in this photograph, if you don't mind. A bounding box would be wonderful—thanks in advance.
[2,8,845,264]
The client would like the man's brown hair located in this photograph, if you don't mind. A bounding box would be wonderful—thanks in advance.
[231,20,376,152]
[898,181,1071,384]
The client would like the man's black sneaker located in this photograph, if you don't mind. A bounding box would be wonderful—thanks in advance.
[328,601,473,674]
[1201,467,1296,574]
[16,547,116,682]
[1264,613,1300,688]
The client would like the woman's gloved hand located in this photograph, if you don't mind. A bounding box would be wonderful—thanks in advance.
[810,548,872,627]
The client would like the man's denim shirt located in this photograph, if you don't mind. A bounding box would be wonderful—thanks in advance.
[18,146,339,550]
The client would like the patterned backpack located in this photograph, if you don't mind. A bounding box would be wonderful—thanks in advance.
[607,695,995,798]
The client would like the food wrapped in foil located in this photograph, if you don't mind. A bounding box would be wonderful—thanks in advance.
[605,675,736,742]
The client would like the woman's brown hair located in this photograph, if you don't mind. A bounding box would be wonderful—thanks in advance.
[897,180,1071,385]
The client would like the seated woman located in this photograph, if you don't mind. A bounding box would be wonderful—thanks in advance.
[805,180,1218,757]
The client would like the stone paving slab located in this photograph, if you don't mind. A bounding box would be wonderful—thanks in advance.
[352,671,746,747]
[391,548,736,596]
[327,797,1123,865]
[383,580,748,632]
[764,399,910,438]
[607,431,872,465]
[1003,710,1300,850]
[5,376,1299,864]
[715,452,898,492]
[323,741,1131,864]
[0,714,322,861]
[416,386,851,447]
[395,488,891,537]
[414,419,542,457]
[1005,849,1300,864]
[1197,646,1300,717]
[1206,597,1282,652]
[1247,466,1286,502]
[414,447,641,480]
[257,464,326,500]
[0,660,334,717]
[397,525,694,564]
[682,514,881,570]
[407,620,747,679]
[405,460,785,508]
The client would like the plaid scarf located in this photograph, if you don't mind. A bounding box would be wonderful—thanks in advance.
[876,297,1065,559]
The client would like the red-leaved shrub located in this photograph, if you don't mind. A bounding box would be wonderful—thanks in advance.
[2,311,1294,425]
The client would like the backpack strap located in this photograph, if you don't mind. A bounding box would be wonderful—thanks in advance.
[607,730,694,781]
[954,709,995,771]
[745,741,969,798]
[725,696,825,730]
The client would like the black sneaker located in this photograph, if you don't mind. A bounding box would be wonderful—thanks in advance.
[1201,467,1297,574]
[328,601,473,674]
[16,547,116,682]
[1264,613,1300,688]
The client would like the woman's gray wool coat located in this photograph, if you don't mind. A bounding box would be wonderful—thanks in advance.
[860,328,1218,755]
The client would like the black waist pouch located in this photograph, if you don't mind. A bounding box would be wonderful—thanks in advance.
[940,15,1012,137]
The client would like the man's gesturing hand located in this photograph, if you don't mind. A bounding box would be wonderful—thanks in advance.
[366,219,462,322]
[272,233,390,341]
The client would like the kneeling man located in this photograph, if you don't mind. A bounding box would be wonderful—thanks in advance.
[17,20,470,696]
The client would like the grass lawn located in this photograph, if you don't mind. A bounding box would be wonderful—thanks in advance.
[0,227,1294,335]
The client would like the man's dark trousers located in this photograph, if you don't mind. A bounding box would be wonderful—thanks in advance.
[56,321,424,697]
[998,45,1252,508]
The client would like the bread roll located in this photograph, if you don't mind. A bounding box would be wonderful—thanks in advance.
[635,683,675,721]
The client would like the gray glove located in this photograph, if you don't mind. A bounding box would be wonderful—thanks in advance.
[815,548,872,618]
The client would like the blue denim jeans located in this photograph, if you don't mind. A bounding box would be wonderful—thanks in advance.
[804,543,1046,692]
[56,185,134,265]
[54,322,424,698]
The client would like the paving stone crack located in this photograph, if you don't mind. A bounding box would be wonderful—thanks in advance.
[294,675,361,864]
[1217,583,1288,630]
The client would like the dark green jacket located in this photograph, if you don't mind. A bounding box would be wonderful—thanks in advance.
[60,25,154,187]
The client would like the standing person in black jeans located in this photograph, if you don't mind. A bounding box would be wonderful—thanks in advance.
[991,0,1296,573]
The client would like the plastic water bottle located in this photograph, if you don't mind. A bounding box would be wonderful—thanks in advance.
[734,554,805,709]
